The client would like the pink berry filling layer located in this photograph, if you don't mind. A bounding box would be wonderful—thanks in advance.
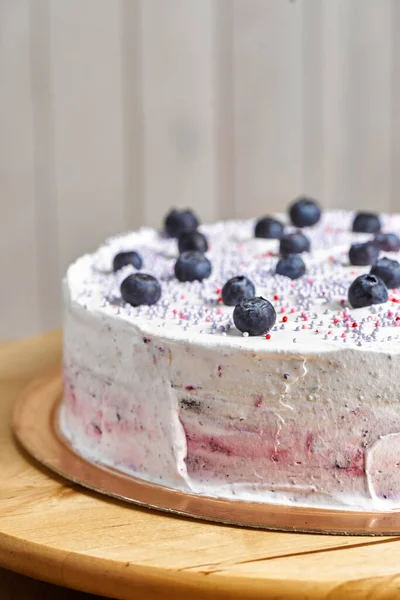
[62,369,400,506]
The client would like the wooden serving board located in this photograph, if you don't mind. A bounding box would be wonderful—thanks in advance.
[2,331,400,599]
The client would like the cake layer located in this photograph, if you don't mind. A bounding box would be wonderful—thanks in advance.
[61,211,400,510]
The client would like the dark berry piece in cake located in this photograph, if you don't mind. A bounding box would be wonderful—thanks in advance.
[370,257,400,289]
[348,274,388,309]
[233,297,277,336]
[349,241,379,266]
[279,232,310,255]
[276,254,306,280]
[374,233,400,253]
[352,212,381,233]
[178,230,208,254]
[174,251,212,282]
[113,250,143,272]
[289,197,321,228]
[254,216,284,239]
[164,208,199,238]
[221,276,255,306]
[120,273,161,306]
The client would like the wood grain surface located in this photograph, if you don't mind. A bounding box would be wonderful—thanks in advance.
[2,331,400,599]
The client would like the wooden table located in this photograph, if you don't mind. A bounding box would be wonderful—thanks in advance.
[2,331,400,600]
[0,331,99,599]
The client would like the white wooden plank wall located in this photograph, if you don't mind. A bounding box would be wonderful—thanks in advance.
[0,0,399,338]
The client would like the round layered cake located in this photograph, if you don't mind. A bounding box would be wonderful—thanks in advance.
[61,206,400,511]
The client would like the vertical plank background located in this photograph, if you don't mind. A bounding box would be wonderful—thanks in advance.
[140,0,217,225]
[0,0,40,338]
[233,0,304,217]
[0,0,399,338]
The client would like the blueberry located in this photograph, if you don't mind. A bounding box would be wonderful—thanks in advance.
[370,257,400,289]
[276,254,306,280]
[289,197,321,228]
[279,232,310,255]
[113,251,142,272]
[348,274,388,309]
[221,276,255,306]
[233,297,277,336]
[120,273,161,307]
[349,242,379,266]
[352,212,381,233]
[174,251,212,282]
[254,217,284,239]
[374,233,400,253]
[164,209,199,238]
[178,230,208,254]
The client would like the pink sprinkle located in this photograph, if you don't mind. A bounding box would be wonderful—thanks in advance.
[307,279,313,285]
[328,330,332,335]
[205,316,211,322]
[172,309,178,315]
[180,313,186,319]
[375,321,380,327]
[315,329,319,333]
[388,311,393,318]
[217,307,223,315]
[302,324,307,329]
[280,307,286,313]
[333,318,339,324]
[181,295,186,300]
[341,333,346,338]
[254,394,263,408]
[290,308,296,313]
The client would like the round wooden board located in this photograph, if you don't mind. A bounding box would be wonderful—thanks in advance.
[3,332,400,599]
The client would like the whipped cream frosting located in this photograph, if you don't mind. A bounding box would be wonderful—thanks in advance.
[61,210,400,510]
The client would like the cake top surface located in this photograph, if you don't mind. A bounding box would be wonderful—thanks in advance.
[66,210,400,354]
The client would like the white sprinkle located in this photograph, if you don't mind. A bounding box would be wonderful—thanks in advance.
[243,331,249,337]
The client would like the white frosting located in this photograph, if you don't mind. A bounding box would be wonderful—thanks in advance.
[61,210,400,510]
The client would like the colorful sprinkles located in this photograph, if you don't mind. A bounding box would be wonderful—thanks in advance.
[72,211,400,347]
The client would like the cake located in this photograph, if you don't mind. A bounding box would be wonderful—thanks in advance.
[61,203,400,511]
